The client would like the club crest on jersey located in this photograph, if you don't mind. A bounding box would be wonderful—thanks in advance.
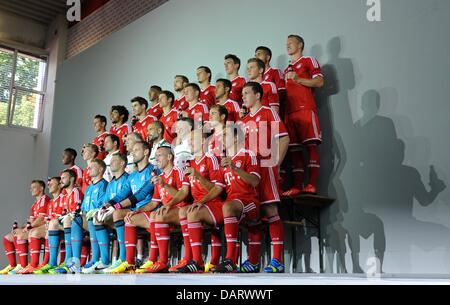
[141,176,145,181]
[94,189,98,193]
[200,165,206,173]
[256,116,261,122]
[296,64,302,69]
[235,161,242,168]
[168,178,173,185]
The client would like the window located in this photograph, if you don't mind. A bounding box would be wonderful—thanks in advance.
[0,46,47,131]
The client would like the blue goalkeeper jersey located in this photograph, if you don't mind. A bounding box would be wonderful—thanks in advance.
[81,179,108,212]
[109,163,159,210]
[105,172,130,201]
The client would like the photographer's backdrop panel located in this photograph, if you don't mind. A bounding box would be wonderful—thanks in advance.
[48,0,450,273]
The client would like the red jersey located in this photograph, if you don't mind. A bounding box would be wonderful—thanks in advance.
[188,154,225,204]
[187,102,209,124]
[63,187,83,213]
[200,84,216,108]
[220,99,241,122]
[46,193,65,219]
[152,167,190,206]
[147,103,163,119]
[230,76,246,105]
[160,109,178,143]
[69,165,84,188]
[264,67,286,91]
[173,95,189,111]
[260,81,279,108]
[92,131,108,160]
[207,128,225,158]
[81,164,91,194]
[30,195,51,219]
[109,123,132,153]
[240,106,289,160]
[133,114,157,141]
[220,149,260,202]
[284,56,323,114]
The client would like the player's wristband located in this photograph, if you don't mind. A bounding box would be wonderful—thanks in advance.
[114,203,122,210]
[26,222,32,230]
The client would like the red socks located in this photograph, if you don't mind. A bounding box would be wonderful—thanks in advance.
[210,228,222,265]
[291,146,305,189]
[307,144,320,187]
[80,240,90,266]
[247,223,262,265]
[16,239,28,267]
[268,215,284,262]
[41,238,49,266]
[125,224,137,264]
[148,220,158,262]
[155,222,170,264]
[29,237,42,268]
[180,218,192,261]
[188,221,204,265]
[224,217,239,264]
[3,237,16,267]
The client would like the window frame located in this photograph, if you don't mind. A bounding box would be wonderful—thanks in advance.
[0,44,49,133]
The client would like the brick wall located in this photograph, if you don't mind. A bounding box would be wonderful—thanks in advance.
[66,0,168,59]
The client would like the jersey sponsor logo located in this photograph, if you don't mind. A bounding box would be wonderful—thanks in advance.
[296,64,302,69]
[235,161,242,168]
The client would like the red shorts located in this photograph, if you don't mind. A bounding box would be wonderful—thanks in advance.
[203,201,224,227]
[285,109,322,145]
[229,198,259,222]
[258,166,281,205]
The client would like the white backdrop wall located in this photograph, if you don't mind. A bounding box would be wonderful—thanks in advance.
[48,0,450,273]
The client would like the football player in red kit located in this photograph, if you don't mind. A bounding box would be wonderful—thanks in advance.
[215,78,240,122]
[130,96,157,141]
[147,85,163,119]
[173,75,189,111]
[109,105,132,153]
[255,46,286,101]
[197,66,216,108]
[182,83,209,127]
[224,54,246,105]
[283,35,324,195]
[62,148,84,188]
[92,115,108,160]
[240,82,290,273]
[158,90,178,143]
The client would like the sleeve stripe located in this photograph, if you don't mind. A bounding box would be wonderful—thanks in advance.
[274,132,289,138]
[270,108,282,122]
[250,172,261,179]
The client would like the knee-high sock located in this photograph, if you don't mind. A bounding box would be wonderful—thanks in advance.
[210,228,222,265]
[80,241,90,266]
[70,216,84,263]
[180,218,192,261]
[125,223,137,264]
[48,231,60,267]
[155,222,170,264]
[95,224,110,265]
[3,237,16,267]
[188,221,204,265]
[291,146,305,189]
[114,220,126,262]
[268,215,284,262]
[247,223,262,265]
[16,239,28,267]
[41,238,49,266]
[88,220,100,263]
[224,217,239,264]
[148,220,158,262]
[29,237,42,268]
[307,144,320,187]
[63,228,72,263]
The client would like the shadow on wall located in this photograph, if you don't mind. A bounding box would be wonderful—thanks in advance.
[352,89,448,273]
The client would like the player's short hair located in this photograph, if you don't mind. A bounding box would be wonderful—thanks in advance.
[255,46,272,60]
[243,81,264,99]
[84,143,99,158]
[151,120,165,134]
[288,34,305,50]
[49,176,61,184]
[185,83,201,94]
[127,132,144,142]
[31,180,46,189]
[134,141,151,152]
[210,104,229,122]
[160,90,175,106]
[105,134,120,149]
[197,66,212,82]
[224,54,241,70]
[247,58,265,72]
[157,145,174,159]
[91,159,107,172]
[94,114,107,126]
[150,85,162,92]
[111,152,128,165]
[177,117,195,130]
[62,169,77,180]
[175,75,189,84]
[64,148,77,160]
[111,105,129,123]
[216,78,232,92]
[131,96,149,109]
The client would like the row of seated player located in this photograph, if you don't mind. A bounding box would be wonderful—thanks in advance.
[1,35,325,274]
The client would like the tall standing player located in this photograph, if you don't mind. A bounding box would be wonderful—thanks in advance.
[173,75,189,111]
[197,66,216,108]
[109,105,132,153]
[147,85,163,119]
[215,78,241,122]
[224,54,246,106]
[92,115,108,160]
[284,35,324,195]
[130,96,157,141]
[158,90,178,143]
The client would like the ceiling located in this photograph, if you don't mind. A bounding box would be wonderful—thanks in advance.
[0,0,70,26]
